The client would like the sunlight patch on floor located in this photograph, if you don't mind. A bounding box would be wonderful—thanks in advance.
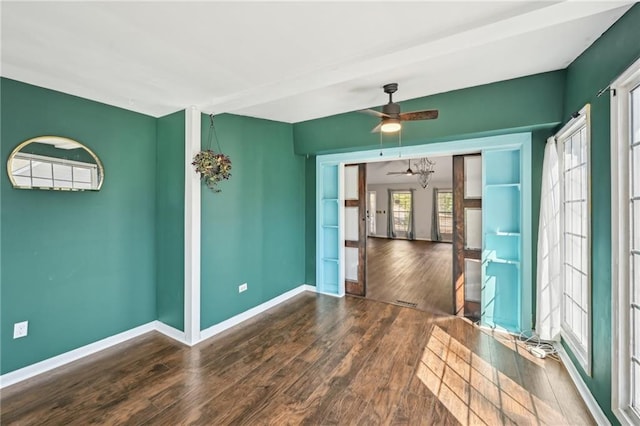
[416,326,564,425]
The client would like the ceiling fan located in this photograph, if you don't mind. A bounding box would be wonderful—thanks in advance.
[387,158,436,189]
[361,83,439,133]
[387,159,419,176]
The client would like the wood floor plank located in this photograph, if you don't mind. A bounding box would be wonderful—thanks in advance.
[366,237,453,314]
[1,292,593,425]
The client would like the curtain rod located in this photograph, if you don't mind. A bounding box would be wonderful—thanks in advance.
[596,52,640,98]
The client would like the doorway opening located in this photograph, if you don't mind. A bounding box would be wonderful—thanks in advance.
[316,133,531,333]
[362,154,468,316]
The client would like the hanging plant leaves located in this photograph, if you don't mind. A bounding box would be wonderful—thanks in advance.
[192,149,232,192]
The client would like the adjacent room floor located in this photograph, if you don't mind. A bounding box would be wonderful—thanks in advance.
[1,293,593,425]
[366,237,453,315]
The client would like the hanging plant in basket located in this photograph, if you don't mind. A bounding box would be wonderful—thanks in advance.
[193,114,232,193]
[192,150,231,192]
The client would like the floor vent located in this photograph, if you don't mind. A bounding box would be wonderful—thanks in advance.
[396,300,418,308]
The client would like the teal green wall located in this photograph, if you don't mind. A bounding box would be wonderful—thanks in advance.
[156,111,185,330]
[296,72,565,302]
[560,5,640,424]
[1,78,157,374]
[304,156,316,285]
[200,114,305,329]
[293,71,565,155]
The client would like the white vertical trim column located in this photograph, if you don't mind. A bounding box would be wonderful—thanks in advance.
[184,106,201,345]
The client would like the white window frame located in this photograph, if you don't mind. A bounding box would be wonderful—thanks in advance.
[612,57,640,426]
[556,104,592,375]
[436,188,453,238]
[390,190,412,238]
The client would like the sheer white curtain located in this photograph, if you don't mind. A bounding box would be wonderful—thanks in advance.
[536,137,561,341]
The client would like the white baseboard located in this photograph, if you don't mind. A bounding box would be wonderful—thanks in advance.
[302,284,317,293]
[0,284,319,389]
[200,284,313,341]
[0,321,156,389]
[555,344,611,425]
[153,320,188,345]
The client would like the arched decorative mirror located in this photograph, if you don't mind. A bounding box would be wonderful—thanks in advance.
[7,136,104,191]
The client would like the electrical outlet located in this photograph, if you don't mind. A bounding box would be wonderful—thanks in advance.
[13,321,28,339]
[239,283,248,293]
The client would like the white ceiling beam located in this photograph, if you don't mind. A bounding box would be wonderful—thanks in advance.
[200,1,631,120]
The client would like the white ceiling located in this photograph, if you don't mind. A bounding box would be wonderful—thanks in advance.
[1,2,632,122]
[367,155,453,186]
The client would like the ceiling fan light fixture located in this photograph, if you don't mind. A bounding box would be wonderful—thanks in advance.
[380,118,401,133]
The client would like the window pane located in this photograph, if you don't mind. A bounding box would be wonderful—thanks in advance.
[344,165,358,200]
[73,181,92,190]
[31,161,52,179]
[392,192,412,235]
[634,362,640,410]
[634,201,640,252]
[464,208,482,250]
[73,167,92,183]
[437,191,453,236]
[12,158,31,176]
[345,247,358,281]
[559,119,589,363]
[464,157,482,198]
[465,259,481,302]
[634,254,640,306]
[633,146,640,198]
[581,310,588,346]
[56,180,73,189]
[634,308,640,360]
[345,207,359,241]
[13,175,31,186]
[53,163,73,181]
[633,85,640,414]
[32,177,53,187]
[632,86,640,144]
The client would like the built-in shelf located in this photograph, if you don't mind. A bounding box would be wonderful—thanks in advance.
[487,258,521,265]
[486,231,521,237]
[322,225,338,229]
[322,198,338,201]
[322,257,339,263]
[485,183,521,189]
[482,147,522,333]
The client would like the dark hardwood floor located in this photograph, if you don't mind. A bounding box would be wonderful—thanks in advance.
[1,293,593,425]
[366,237,453,315]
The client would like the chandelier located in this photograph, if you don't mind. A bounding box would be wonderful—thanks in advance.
[416,158,436,189]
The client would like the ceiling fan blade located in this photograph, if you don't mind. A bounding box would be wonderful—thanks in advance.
[387,171,416,176]
[360,109,390,119]
[370,122,382,133]
[400,110,439,121]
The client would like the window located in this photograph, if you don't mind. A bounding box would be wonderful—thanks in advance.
[612,57,640,425]
[11,152,98,190]
[437,189,453,240]
[557,104,591,374]
[391,191,412,238]
[367,191,377,235]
